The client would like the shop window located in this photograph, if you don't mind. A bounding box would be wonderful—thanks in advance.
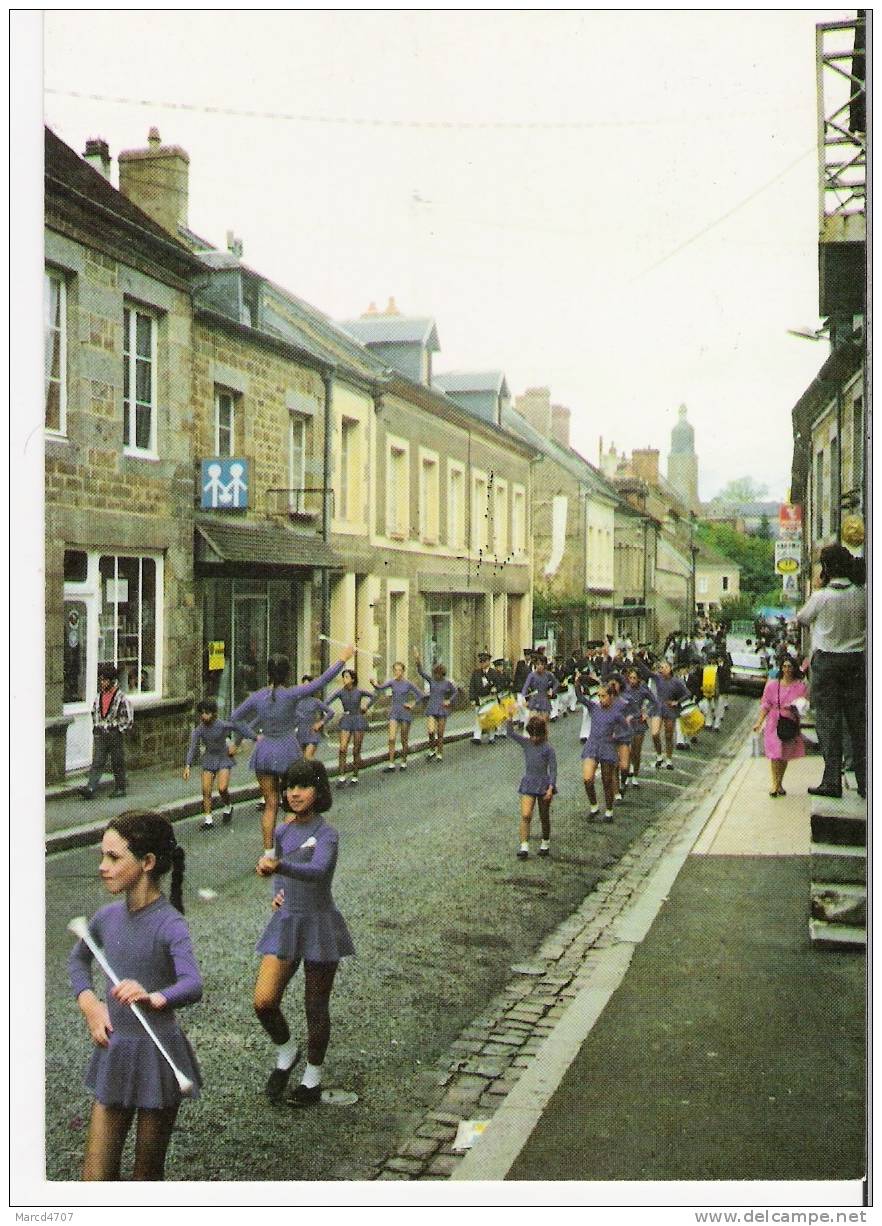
[45,269,67,434]
[123,305,158,455]
[98,554,160,694]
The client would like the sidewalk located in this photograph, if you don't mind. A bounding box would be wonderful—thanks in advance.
[45,707,482,851]
[459,746,867,1185]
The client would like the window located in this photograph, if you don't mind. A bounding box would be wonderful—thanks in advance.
[493,479,508,558]
[814,450,824,538]
[123,305,157,454]
[721,575,729,592]
[387,440,409,537]
[214,388,237,457]
[289,414,307,512]
[472,470,489,553]
[512,485,526,556]
[448,463,466,549]
[698,577,708,595]
[419,451,440,543]
[338,416,359,521]
[45,270,67,434]
[98,554,160,694]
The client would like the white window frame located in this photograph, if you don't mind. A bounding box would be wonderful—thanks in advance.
[214,387,237,457]
[493,477,508,559]
[288,413,307,512]
[472,468,489,554]
[512,483,526,557]
[45,268,67,436]
[386,436,410,539]
[94,549,164,700]
[447,461,466,550]
[123,303,159,458]
[418,447,440,544]
[338,415,360,522]
[697,576,708,595]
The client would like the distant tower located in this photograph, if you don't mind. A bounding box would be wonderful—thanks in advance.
[667,404,700,510]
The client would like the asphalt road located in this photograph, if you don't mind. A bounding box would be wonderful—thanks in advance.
[45,697,753,1181]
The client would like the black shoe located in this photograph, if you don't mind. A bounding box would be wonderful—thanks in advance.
[288,1082,322,1107]
[199,818,216,831]
[79,788,96,800]
[266,1062,297,1104]
[222,805,234,824]
[807,785,842,798]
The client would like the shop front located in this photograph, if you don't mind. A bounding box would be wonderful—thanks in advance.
[195,519,338,717]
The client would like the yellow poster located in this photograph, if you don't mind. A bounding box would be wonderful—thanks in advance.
[208,641,226,671]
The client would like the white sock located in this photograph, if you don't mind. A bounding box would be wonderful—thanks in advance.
[540,839,550,850]
[301,1062,322,1089]
[275,1036,299,1070]
[519,841,529,852]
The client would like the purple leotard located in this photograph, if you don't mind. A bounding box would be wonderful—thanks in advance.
[231,660,346,774]
[633,659,690,719]
[374,677,423,723]
[416,666,458,718]
[257,815,356,963]
[185,717,255,773]
[521,670,558,713]
[68,896,203,1108]
[578,699,630,763]
[617,683,653,742]
[293,697,335,747]
[327,686,374,732]
[505,722,558,795]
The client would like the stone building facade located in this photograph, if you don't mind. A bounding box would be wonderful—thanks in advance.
[45,127,205,780]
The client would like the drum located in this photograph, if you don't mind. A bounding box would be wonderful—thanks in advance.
[701,665,718,699]
[679,701,705,737]
[479,695,517,731]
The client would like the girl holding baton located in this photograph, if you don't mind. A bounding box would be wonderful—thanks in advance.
[67,811,202,1180]
[254,760,355,1106]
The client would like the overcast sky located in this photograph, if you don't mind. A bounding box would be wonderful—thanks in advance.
[43,9,853,502]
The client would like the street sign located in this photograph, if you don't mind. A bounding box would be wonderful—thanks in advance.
[779,504,802,536]
[782,572,800,598]
[775,539,802,575]
[201,459,249,509]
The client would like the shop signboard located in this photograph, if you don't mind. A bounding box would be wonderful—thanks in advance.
[782,572,800,599]
[201,459,249,509]
[775,539,802,575]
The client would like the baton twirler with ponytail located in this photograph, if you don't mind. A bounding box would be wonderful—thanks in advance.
[67,811,203,1181]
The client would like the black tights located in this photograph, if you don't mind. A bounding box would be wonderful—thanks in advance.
[254,957,339,1065]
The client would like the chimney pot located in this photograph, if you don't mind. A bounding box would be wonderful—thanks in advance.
[148,127,161,146]
[385,296,400,315]
[118,130,190,234]
[83,138,112,179]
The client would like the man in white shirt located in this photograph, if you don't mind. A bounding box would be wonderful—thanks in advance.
[797,544,866,798]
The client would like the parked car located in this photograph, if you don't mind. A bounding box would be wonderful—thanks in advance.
[725,620,768,693]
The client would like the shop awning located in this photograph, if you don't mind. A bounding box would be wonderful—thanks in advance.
[195,519,340,570]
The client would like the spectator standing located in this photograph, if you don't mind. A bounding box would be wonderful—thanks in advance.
[80,664,134,800]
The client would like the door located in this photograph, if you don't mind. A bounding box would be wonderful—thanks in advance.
[233,593,268,709]
[425,611,452,670]
[63,592,98,771]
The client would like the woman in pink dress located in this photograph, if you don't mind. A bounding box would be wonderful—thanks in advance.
[752,658,809,797]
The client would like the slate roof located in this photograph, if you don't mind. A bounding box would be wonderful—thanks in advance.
[339,315,440,351]
[432,370,509,397]
[195,519,340,570]
[500,406,621,507]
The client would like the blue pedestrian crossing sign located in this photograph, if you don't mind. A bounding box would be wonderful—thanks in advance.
[201,459,249,509]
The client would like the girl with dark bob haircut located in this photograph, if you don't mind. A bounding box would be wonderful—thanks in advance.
[280,759,333,814]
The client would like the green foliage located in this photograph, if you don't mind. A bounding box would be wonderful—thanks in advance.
[709,476,769,505]
[756,513,772,540]
[718,594,757,627]
[696,521,775,599]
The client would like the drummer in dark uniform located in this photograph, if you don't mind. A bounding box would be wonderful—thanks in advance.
[469,651,502,745]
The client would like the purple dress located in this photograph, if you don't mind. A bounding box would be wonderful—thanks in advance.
[327,686,374,732]
[521,670,558,713]
[619,682,654,739]
[505,723,558,796]
[578,699,630,763]
[760,678,808,761]
[231,660,345,775]
[374,677,423,724]
[417,667,458,718]
[68,896,203,1108]
[293,698,335,747]
[185,717,256,773]
[257,816,356,963]
[634,659,690,719]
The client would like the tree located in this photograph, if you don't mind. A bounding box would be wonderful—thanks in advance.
[696,521,775,601]
[709,477,769,506]
[756,513,772,540]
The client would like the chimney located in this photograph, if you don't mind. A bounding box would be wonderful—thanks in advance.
[514,387,552,438]
[83,138,111,180]
[226,231,244,258]
[118,128,190,235]
[550,404,571,448]
[362,302,379,317]
[631,448,660,486]
[383,296,401,316]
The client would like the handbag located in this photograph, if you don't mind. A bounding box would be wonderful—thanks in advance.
[775,682,799,742]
